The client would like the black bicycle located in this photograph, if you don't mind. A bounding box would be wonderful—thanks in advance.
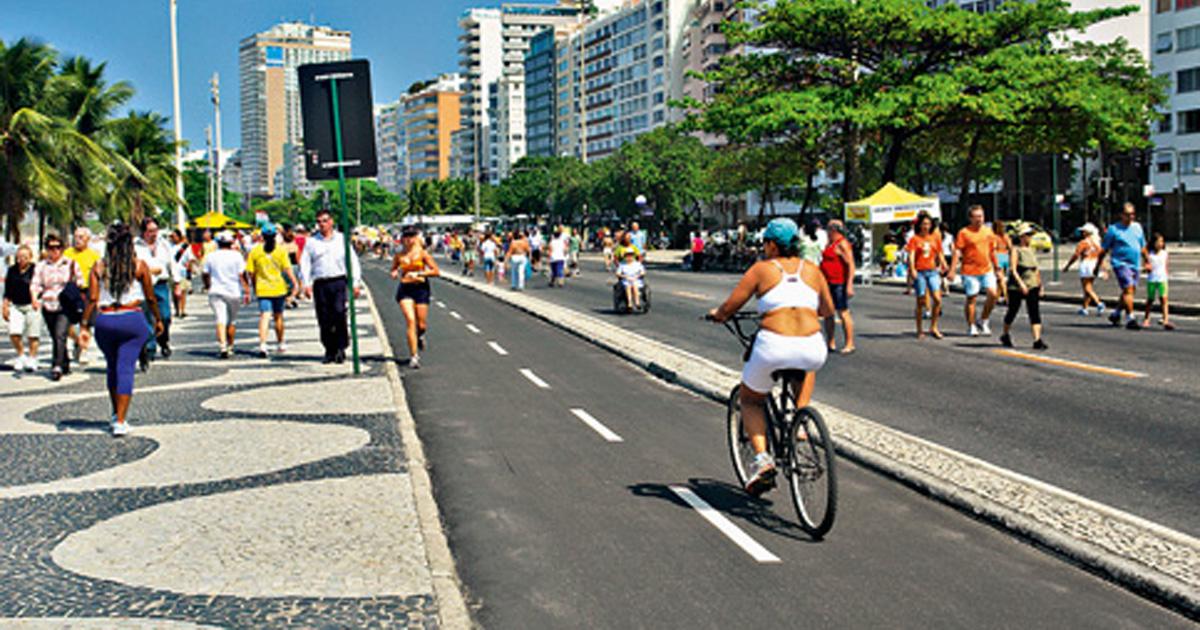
[713,311,838,538]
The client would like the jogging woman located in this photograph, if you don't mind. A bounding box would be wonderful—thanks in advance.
[708,218,835,496]
[1062,223,1105,316]
[391,228,441,368]
[83,222,162,436]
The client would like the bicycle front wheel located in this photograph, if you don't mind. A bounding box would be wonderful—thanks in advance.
[788,406,838,538]
[727,385,756,489]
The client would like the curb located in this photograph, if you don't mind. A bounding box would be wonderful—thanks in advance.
[364,286,475,629]
[438,272,1199,618]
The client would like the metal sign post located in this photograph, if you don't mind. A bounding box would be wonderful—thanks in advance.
[326,74,360,375]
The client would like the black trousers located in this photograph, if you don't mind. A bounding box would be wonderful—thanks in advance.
[41,309,71,373]
[313,276,348,358]
[1004,289,1042,326]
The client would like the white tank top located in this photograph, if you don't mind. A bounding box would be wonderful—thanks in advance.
[757,259,820,315]
[98,275,145,307]
[1147,250,1168,283]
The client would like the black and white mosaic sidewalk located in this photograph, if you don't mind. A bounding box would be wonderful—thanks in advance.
[0,294,441,628]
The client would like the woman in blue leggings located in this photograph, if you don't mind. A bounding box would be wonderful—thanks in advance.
[82,222,163,437]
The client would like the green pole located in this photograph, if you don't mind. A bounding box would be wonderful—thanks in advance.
[330,78,361,375]
[1052,153,1060,283]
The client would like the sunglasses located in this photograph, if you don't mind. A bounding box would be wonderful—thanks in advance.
[46,244,63,250]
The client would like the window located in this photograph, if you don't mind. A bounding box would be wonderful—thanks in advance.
[1180,25,1200,50]
[1178,108,1200,133]
[1159,0,1173,12]
[1181,67,1200,92]
[1181,0,1200,9]
[1160,110,1174,133]
[1182,150,1200,172]
[1157,32,1174,53]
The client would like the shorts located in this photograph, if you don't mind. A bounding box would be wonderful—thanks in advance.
[829,283,850,311]
[209,294,241,326]
[1147,281,1168,301]
[996,252,1011,273]
[914,270,942,297]
[1114,265,1138,290]
[550,260,566,279]
[462,251,477,263]
[1079,259,1097,279]
[483,257,496,272]
[962,273,997,297]
[603,247,613,258]
[742,330,828,394]
[7,304,41,339]
[178,278,192,294]
[396,281,432,305]
[257,296,286,314]
[620,277,644,289]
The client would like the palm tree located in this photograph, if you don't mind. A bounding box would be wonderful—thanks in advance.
[107,111,180,226]
[407,179,440,216]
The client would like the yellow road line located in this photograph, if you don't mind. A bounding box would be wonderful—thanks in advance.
[671,290,713,301]
[992,349,1146,379]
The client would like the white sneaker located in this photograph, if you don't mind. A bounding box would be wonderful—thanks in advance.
[408,355,421,369]
[258,344,269,359]
[745,452,777,496]
[968,324,980,337]
[980,320,991,335]
[26,358,39,372]
[78,351,91,367]
[111,421,130,437]
[276,342,288,354]
[7,355,25,371]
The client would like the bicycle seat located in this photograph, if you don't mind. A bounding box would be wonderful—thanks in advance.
[771,369,807,382]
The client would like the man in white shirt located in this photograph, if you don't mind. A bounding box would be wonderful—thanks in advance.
[136,218,181,360]
[547,229,569,288]
[299,208,363,364]
[202,232,249,359]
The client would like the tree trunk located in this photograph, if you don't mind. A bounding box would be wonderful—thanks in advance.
[800,169,816,220]
[757,182,770,226]
[957,130,981,224]
[882,131,906,185]
[841,124,859,204]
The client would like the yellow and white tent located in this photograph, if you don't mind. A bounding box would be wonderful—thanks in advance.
[845,183,940,224]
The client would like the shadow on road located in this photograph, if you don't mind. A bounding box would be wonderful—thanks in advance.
[55,419,112,433]
[628,478,817,543]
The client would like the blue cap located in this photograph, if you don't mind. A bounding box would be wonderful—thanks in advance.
[260,222,277,236]
[763,218,799,246]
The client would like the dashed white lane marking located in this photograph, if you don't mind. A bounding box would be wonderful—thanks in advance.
[488,342,509,356]
[466,324,482,334]
[449,311,463,320]
[993,349,1147,379]
[518,368,550,389]
[436,301,446,308]
[569,408,624,442]
[669,486,781,564]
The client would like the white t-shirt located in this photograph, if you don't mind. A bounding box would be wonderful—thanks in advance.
[480,240,499,260]
[1147,250,1168,283]
[203,248,246,298]
[617,260,644,282]
[549,236,568,262]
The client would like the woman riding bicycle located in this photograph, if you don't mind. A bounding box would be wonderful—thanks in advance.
[708,218,834,495]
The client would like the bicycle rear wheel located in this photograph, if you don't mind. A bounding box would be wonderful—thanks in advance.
[727,384,762,489]
[787,406,838,538]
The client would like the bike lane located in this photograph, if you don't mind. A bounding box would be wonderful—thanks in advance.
[364,263,1191,628]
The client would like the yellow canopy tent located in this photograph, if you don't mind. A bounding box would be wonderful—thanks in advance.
[844,182,940,224]
[188,211,252,230]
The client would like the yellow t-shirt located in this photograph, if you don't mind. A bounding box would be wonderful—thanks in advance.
[64,246,101,288]
[245,245,292,298]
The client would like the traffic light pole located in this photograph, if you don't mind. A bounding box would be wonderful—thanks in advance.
[329,78,361,375]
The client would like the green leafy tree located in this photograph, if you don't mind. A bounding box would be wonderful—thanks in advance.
[602,126,714,225]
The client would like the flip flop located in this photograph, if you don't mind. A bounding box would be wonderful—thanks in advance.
[840,347,856,355]
[930,330,944,340]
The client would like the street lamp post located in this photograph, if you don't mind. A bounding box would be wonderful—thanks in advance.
[169,0,185,230]
[210,73,222,214]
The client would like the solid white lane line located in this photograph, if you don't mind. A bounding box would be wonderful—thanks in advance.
[436,301,446,308]
[466,324,482,334]
[449,311,463,320]
[519,368,550,389]
[488,342,509,356]
[570,408,624,442]
[669,486,781,564]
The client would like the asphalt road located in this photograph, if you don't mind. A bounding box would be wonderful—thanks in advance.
[432,255,1200,538]
[364,263,1192,629]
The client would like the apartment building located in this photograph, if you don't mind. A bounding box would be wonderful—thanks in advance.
[375,102,405,194]
[525,28,560,157]
[238,22,351,199]
[1150,0,1200,238]
[405,75,465,188]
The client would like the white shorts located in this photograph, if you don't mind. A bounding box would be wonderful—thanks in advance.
[209,294,241,326]
[1079,259,1097,279]
[7,304,42,339]
[742,329,828,394]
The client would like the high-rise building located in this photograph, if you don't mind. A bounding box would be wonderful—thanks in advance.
[403,74,465,189]
[238,22,351,199]
[489,75,527,182]
[452,3,588,183]
[1149,0,1200,238]
[525,28,560,157]
[375,102,405,194]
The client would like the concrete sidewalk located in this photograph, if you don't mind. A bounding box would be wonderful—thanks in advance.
[0,291,468,628]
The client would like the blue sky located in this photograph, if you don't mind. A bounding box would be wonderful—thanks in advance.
[1,0,490,154]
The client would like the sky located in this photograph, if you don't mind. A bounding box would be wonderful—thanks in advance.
[1,0,492,154]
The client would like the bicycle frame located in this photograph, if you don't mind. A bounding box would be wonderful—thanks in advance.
[722,312,800,469]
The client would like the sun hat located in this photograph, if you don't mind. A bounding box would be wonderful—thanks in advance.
[215,230,235,243]
[1081,222,1098,235]
[1020,225,1036,236]
[762,218,800,246]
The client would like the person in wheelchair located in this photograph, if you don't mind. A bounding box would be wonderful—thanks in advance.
[614,248,646,312]
[708,218,835,495]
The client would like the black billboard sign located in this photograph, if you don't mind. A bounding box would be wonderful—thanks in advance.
[298,59,377,180]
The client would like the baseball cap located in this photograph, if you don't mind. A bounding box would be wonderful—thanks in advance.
[215,230,235,243]
[763,218,799,246]
[260,222,277,236]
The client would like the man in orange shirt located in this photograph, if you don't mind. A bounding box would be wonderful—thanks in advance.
[947,205,1003,336]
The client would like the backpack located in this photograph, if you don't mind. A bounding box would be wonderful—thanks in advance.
[58,261,85,325]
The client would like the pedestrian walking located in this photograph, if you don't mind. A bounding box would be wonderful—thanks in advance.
[1142,233,1175,330]
[168,229,193,318]
[1000,226,1048,350]
[547,228,569,287]
[31,234,83,380]
[992,220,1012,306]
[905,212,947,339]
[135,218,178,361]
[391,228,440,368]
[529,227,543,273]
[1096,202,1148,331]
[820,219,856,353]
[690,231,706,272]
[202,232,249,359]
[64,227,100,366]
[84,222,161,437]
[461,231,478,277]
[300,209,363,364]
[480,232,500,285]
[506,231,531,291]
[569,229,582,277]
[246,223,300,357]
[3,245,41,372]
[1062,222,1105,316]
[947,205,1002,337]
[601,230,615,271]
